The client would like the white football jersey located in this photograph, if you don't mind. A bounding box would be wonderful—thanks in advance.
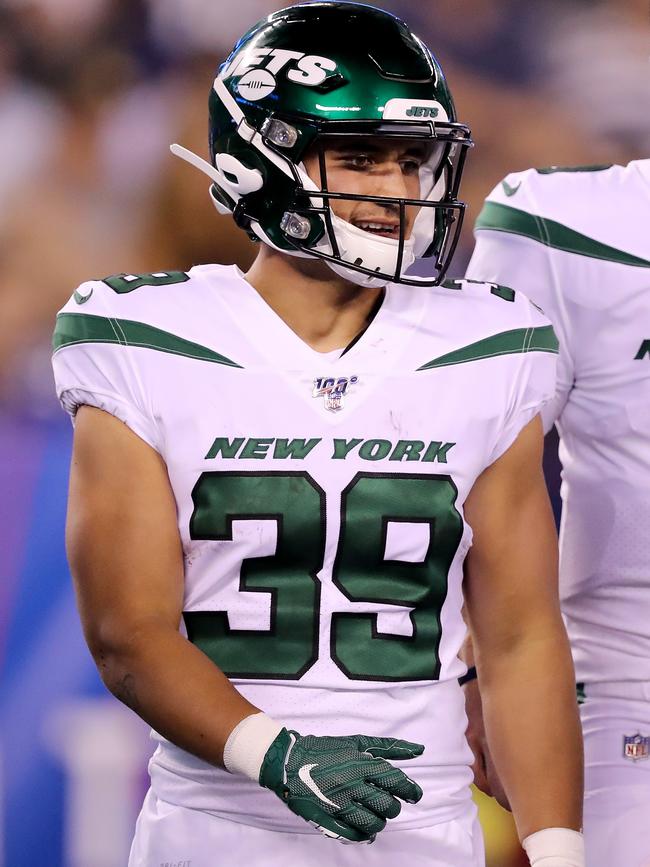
[52,265,556,831]
[467,160,650,687]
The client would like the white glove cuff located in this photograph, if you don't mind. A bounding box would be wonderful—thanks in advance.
[522,827,585,866]
[222,712,284,782]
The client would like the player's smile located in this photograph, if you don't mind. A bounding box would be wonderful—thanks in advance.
[350,216,401,239]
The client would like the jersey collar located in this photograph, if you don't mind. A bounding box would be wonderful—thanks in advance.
[221,266,426,375]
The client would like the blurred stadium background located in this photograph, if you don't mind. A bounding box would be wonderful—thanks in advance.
[0,0,647,864]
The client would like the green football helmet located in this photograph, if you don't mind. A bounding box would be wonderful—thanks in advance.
[172,1,473,287]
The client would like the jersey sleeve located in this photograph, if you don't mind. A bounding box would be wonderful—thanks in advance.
[51,280,161,451]
[485,298,559,466]
[466,170,575,432]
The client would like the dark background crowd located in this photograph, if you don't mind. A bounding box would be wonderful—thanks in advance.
[0,1,647,864]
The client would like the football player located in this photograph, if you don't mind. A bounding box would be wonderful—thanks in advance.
[467,159,650,867]
[53,4,584,865]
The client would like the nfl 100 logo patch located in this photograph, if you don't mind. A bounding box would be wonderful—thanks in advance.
[623,733,650,761]
[312,375,358,412]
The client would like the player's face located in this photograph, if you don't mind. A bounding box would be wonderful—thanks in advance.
[302,137,430,240]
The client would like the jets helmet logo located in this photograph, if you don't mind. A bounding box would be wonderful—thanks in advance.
[405,105,439,118]
[237,69,277,101]
[312,376,358,413]
[225,48,338,100]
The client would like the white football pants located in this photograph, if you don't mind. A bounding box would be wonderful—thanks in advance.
[128,788,485,867]
[581,685,650,867]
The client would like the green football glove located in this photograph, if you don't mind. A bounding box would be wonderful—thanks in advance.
[259,729,424,843]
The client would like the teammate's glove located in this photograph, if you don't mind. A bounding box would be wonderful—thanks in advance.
[223,712,424,844]
[259,728,424,843]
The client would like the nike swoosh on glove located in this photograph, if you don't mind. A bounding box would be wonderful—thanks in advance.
[259,729,424,843]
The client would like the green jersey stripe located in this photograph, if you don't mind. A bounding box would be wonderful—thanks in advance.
[52,313,243,368]
[417,325,558,371]
[475,201,650,267]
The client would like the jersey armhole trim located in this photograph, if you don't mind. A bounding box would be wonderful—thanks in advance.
[58,385,162,453]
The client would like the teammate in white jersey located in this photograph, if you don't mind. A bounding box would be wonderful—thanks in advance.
[467,160,650,867]
[52,4,584,866]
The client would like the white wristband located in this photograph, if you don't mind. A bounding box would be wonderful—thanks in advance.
[522,828,585,867]
[222,712,284,782]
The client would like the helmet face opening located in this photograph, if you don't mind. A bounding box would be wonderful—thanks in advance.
[181,2,474,287]
[284,120,471,286]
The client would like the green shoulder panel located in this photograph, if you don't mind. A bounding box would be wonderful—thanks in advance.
[535,164,613,175]
[101,271,190,294]
[475,202,650,268]
[417,325,558,371]
[442,278,515,302]
[52,313,243,368]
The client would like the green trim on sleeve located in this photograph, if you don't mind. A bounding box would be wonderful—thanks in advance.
[417,325,558,371]
[475,201,650,267]
[52,313,243,368]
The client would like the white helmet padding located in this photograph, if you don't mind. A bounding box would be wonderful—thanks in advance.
[291,143,446,287]
[293,164,412,287]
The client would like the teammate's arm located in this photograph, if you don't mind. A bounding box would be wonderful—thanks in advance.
[463,414,583,843]
[67,405,423,843]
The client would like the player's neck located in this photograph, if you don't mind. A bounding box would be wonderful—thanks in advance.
[244,246,385,354]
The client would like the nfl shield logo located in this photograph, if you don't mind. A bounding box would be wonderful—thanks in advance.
[312,375,358,413]
[623,733,650,761]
